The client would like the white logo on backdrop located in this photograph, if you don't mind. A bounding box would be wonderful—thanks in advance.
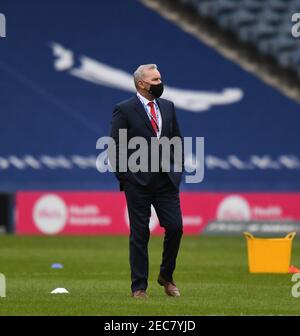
[50,42,243,112]
[33,194,68,234]
[217,195,251,221]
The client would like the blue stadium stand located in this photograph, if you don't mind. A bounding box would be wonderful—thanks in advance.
[180,0,300,78]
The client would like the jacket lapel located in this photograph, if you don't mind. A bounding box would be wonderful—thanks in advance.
[156,98,166,138]
[134,95,157,136]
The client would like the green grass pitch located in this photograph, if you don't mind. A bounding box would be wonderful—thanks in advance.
[0,235,300,316]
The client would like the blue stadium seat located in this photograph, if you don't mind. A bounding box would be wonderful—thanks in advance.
[196,0,239,19]
[289,0,300,11]
[215,0,239,15]
[266,0,290,13]
[277,49,300,69]
[196,1,217,18]
[238,22,277,44]
[258,35,296,57]
[217,9,257,31]
[258,9,283,26]
[241,0,265,13]
[277,22,296,37]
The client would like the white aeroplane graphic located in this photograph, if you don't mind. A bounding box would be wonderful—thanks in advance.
[50,42,243,112]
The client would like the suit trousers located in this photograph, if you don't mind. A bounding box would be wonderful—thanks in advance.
[123,172,183,292]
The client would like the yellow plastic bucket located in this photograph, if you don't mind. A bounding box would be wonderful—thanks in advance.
[244,232,296,273]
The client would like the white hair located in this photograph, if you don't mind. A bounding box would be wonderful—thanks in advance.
[133,64,158,88]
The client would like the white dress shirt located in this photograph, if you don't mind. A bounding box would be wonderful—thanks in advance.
[136,92,162,138]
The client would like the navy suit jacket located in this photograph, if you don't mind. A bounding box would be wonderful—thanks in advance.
[109,95,184,191]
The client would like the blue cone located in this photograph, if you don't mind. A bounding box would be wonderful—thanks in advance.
[51,263,63,269]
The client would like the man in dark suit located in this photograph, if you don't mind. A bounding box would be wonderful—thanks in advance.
[109,64,184,298]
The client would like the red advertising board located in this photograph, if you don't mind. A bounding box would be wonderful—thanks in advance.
[16,192,300,235]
